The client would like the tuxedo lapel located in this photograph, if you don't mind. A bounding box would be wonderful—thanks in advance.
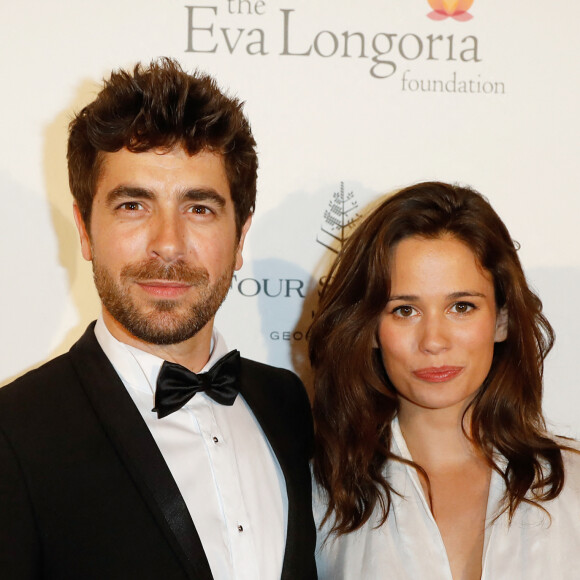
[238,359,317,580]
[69,324,213,580]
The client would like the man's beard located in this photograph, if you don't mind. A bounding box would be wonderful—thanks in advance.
[92,257,235,345]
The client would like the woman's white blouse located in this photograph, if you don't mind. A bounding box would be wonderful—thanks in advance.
[314,418,580,579]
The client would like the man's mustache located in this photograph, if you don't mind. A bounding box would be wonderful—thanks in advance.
[120,260,209,285]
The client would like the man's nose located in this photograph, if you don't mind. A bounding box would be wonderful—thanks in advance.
[148,211,187,262]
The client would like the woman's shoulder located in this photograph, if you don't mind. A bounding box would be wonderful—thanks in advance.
[551,435,580,496]
[553,434,580,459]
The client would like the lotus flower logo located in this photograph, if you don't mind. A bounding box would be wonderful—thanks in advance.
[427,0,474,21]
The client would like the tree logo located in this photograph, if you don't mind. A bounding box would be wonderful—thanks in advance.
[427,0,475,21]
[316,182,360,254]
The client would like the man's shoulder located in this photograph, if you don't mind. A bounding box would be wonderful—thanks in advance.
[239,356,301,382]
[0,351,86,441]
[0,324,101,416]
[238,356,311,415]
[0,351,76,403]
[238,357,314,452]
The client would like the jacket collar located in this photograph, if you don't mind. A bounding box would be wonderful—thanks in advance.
[69,323,213,580]
[238,360,317,580]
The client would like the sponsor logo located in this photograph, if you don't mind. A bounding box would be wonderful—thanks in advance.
[427,0,474,22]
[269,330,307,342]
[316,182,360,254]
[229,273,310,343]
[230,275,306,298]
[229,182,361,343]
[183,2,504,92]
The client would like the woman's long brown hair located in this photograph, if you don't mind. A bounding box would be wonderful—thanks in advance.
[310,182,570,535]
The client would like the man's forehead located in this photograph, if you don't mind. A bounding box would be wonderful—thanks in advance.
[98,145,225,167]
[95,146,229,194]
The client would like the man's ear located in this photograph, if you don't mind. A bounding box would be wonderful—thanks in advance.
[73,203,93,262]
[234,214,252,271]
[494,307,508,343]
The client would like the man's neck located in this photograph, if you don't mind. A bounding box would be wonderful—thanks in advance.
[102,309,214,373]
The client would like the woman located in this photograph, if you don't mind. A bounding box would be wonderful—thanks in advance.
[310,182,580,580]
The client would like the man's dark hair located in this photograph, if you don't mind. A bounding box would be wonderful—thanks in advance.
[67,57,257,236]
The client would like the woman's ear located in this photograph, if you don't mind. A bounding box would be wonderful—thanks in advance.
[494,307,508,342]
[373,326,380,349]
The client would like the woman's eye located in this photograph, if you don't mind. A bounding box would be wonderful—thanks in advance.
[393,305,417,318]
[450,302,475,314]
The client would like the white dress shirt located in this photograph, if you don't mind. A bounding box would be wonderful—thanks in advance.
[315,417,580,580]
[95,317,287,580]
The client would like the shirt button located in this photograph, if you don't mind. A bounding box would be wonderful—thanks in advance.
[238,525,244,532]
[213,436,219,444]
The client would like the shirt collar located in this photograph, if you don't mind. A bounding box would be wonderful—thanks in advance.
[391,415,410,459]
[94,315,230,396]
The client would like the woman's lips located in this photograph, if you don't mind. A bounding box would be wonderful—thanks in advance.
[412,366,464,382]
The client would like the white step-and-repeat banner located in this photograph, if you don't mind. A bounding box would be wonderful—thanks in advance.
[2,1,579,436]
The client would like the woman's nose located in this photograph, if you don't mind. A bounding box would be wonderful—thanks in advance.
[418,315,450,355]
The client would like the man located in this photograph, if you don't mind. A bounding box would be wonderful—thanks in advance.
[0,58,317,579]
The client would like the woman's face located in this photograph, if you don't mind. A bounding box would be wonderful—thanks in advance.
[377,234,507,417]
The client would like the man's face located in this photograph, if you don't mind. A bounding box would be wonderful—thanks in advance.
[74,146,250,346]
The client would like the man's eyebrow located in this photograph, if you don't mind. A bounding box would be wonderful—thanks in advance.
[180,188,226,208]
[104,186,227,208]
[387,291,487,302]
[105,186,154,205]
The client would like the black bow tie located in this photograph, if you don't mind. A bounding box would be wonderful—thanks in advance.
[153,350,241,419]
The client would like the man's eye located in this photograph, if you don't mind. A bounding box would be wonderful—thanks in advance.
[119,201,142,211]
[189,206,212,215]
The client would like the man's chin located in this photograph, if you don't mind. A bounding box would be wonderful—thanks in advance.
[98,272,230,346]
[117,304,213,345]
[125,321,203,345]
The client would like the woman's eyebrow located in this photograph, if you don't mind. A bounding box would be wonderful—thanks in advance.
[387,294,419,302]
[447,291,486,299]
[387,291,486,302]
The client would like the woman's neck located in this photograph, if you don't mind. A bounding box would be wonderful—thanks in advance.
[397,401,491,580]
[397,402,479,469]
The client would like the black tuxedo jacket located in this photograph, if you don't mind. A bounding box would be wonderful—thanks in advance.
[0,324,317,579]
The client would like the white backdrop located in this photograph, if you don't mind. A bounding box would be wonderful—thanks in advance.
[1,0,579,437]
